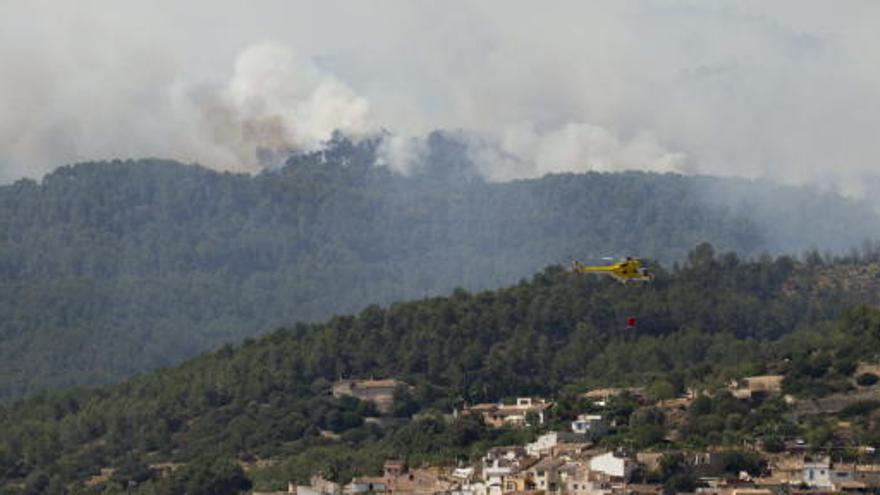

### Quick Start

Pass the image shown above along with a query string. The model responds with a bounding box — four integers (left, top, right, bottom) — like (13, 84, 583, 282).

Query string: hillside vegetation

(3, 246, 880, 493)
(1, 134, 878, 398)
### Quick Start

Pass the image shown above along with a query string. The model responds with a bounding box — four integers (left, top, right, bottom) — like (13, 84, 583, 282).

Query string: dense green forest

(3, 245, 880, 493)
(1, 133, 878, 398)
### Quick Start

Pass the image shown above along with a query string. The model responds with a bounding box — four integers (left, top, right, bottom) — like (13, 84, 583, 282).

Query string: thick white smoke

(1, 1, 879, 195)
(472, 123, 687, 181)
(176, 42, 374, 170)
(0, 4, 375, 177)
(376, 134, 428, 175)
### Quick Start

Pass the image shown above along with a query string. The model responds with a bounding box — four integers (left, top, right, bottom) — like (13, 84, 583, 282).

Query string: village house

(482, 447, 535, 495)
(527, 457, 566, 493)
(344, 477, 388, 494)
(841, 463, 880, 489)
(526, 431, 590, 457)
(559, 462, 611, 495)
(729, 375, 784, 400)
(690, 451, 727, 477)
(571, 414, 609, 438)
(483, 446, 527, 464)
(797, 458, 880, 491)
(289, 485, 314, 495)
(589, 451, 638, 482)
(448, 467, 489, 495)
(459, 397, 552, 427)
(493, 458, 540, 494)
(758, 453, 880, 491)
(448, 480, 486, 495)
(343, 461, 454, 495)
(566, 452, 650, 495)
(499, 469, 531, 493)
(552, 442, 594, 461)
(451, 466, 475, 484)
(332, 378, 412, 414)
(581, 462, 638, 495)
(582, 388, 647, 406)
(302, 475, 342, 495)
(762, 454, 803, 485)
(802, 456, 832, 488)
(385, 468, 453, 494)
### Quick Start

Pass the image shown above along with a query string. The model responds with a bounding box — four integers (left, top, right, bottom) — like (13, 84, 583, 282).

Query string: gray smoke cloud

(1, 1, 879, 196)
(179, 41, 374, 169)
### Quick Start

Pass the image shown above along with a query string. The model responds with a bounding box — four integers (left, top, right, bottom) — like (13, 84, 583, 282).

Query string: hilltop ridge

(4, 246, 880, 492)
(1, 136, 879, 398)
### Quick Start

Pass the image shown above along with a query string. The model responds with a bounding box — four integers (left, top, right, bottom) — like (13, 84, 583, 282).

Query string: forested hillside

(3, 247, 880, 493)
(1, 134, 878, 398)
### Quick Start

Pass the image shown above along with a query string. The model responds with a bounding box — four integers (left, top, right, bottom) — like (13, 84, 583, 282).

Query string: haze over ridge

(1, 1, 878, 198)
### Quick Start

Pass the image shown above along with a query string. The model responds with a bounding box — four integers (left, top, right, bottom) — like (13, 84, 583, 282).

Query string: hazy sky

(1, 1, 878, 194)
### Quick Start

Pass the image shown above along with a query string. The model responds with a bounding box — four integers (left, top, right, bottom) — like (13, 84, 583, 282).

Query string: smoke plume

(1, 1, 879, 197)
(179, 42, 374, 170)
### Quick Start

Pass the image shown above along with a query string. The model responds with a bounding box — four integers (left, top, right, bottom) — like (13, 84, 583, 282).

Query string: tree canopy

(3, 246, 880, 492)
(2, 135, 879, 399)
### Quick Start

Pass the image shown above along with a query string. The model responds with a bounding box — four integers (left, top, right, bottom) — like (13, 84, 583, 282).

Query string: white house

(449, 481, 487, 495)
(589, 452, 637, 481)
(527, 432, 561, 457)
(560, 463, 612, 495)
(803, 457, 832, 488)
(571, 414, 608, 437)
(462, 398, 552, 428)
(452, 467, 475, 482)
(526, 431, 590, 457)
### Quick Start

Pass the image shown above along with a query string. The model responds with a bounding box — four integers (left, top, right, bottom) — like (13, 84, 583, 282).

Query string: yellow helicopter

(570, 257, 654, 283)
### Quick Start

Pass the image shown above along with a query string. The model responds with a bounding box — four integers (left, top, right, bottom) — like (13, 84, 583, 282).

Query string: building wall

(803, 463, 832, 488)
(527, 432, 559, 456)
(591, 453, 625, 479)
